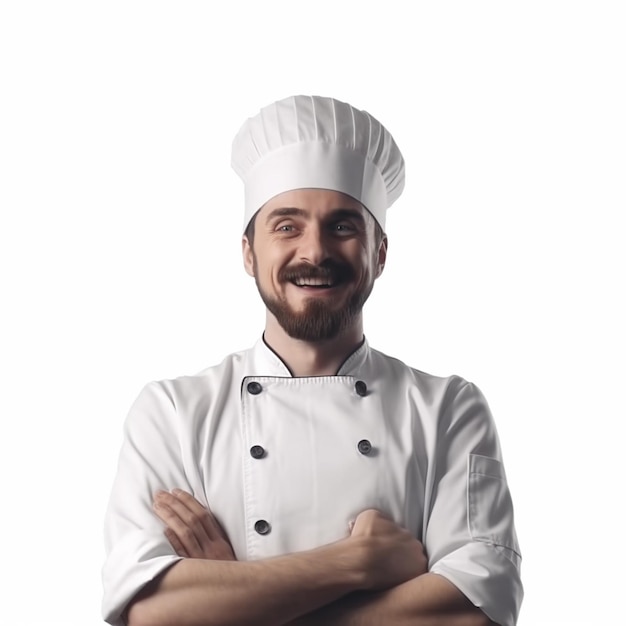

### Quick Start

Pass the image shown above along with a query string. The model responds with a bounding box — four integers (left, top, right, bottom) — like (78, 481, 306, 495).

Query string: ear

(242, 235, 255, 277)
(375, 235, 388, 279)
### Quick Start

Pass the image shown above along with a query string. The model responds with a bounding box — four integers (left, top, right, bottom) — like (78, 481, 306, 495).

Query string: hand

(349, 509, 428, 590)
(153, 489, 236, 561)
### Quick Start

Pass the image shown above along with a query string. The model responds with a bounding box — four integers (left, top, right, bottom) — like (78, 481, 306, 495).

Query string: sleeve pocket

(467, 453, 521, 557)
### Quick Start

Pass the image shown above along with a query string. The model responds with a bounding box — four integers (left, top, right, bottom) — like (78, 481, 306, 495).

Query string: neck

(263, 314, 364, 377)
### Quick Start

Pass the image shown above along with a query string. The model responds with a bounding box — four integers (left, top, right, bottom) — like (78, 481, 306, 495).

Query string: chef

(102, 95, 523, 626)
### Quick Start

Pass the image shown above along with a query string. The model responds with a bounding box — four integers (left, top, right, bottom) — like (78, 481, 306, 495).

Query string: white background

(1, 2, 624, 625)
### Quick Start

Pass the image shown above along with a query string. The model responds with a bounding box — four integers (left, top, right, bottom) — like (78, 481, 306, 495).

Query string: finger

(171, 489, 228, 542)
(164, 527, 189, 558)
(153, 498, 203, 556)
(167, 490, 218, 547)
(351, 509, 379, 533)
(156, 490, 222, 555)
(155, 490, 203, 529)
(170, 489, 211, 522)
(351, 508, 395, 536)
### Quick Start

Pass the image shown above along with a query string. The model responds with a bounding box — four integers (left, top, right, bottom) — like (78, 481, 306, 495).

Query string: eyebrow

(265, 207, 366, 224)
(330, 208, 367, 224)
(265, 207, 308, 221)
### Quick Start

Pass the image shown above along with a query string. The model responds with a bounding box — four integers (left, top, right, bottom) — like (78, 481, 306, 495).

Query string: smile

(292, 277, 339, 288)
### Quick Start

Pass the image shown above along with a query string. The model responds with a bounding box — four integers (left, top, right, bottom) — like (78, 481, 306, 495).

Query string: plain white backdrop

(1, 2, 624, 624)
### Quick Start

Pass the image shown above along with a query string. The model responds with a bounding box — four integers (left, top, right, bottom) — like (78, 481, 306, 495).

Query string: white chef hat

(231, 95, 405, 231)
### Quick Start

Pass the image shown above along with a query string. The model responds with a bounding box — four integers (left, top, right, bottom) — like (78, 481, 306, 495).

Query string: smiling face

(242, 189, 387, 342)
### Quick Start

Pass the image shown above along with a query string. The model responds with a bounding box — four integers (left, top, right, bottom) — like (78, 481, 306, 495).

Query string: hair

(244, 214, 257, 245)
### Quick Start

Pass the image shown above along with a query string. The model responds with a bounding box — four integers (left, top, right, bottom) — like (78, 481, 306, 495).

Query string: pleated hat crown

(231, 95, 405, 231)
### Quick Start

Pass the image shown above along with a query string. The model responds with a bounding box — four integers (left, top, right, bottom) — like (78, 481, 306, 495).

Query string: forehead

(256, 188, 372, 224)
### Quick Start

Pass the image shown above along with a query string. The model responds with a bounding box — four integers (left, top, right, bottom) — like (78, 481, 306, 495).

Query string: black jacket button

(250, 445, 265, 459)
(247, 381, 262, 395)
(355, 380, 367, 396)
(357, 439, 372, 455)
(254, 519, 271, 535)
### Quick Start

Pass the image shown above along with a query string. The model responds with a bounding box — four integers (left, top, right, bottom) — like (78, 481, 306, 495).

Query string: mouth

(280, 262, 355, 294)
(291, 277, 339, 289)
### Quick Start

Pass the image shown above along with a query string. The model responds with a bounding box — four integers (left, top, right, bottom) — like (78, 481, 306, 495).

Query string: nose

(297, 224, 332, 265)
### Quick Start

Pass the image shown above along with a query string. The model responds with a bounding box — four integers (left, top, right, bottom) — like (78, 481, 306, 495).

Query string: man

(102, 95, 523, 626)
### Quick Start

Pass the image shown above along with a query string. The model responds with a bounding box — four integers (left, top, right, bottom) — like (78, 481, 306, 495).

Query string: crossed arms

(126, 490, 496, 626)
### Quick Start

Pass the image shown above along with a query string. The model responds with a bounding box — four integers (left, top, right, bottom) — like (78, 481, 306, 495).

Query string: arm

(127, 541, 361, 626)
(418, 379, 523, 626)
(289, 380, 519, 626)
(288, 575, 497, 626)
(147, 491, 492, 626)
(128, 496, 428, 626)
(103, 383, 426, 626)
(102, 383, 191, 626)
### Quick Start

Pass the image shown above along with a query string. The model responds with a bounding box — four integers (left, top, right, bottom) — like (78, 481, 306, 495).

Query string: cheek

(355, 248, 376, 275)
(254, 256, 282, 287)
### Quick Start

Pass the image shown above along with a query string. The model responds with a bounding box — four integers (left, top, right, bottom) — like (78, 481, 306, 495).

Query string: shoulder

(369, 348, 500, 455)
(367, 345, 473, 399)
(127, 346, 251, 422)
(148, 346, 248, 396)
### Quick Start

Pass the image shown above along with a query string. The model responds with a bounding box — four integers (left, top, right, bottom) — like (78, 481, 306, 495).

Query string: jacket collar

(247, 335, 370, 378)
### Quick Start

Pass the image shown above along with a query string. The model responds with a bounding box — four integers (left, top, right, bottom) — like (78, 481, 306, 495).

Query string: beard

(253, 257, 375, 342)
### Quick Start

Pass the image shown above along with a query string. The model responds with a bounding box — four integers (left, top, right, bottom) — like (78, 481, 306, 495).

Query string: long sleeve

(425, 379, 523, 626)
(101, 382, 187, 626)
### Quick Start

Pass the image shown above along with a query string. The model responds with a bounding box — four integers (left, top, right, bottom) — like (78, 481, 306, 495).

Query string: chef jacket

(102, 338, 523, 626)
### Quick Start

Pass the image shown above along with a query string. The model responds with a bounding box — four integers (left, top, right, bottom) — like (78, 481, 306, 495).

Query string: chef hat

(231, 95, 405, 231)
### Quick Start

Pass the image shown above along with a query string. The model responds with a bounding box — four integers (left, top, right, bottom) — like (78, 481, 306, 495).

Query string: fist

(350, 509, 428, 590)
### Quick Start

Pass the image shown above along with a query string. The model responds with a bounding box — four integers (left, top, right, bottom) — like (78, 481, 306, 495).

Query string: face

(242, 189, 387, 342)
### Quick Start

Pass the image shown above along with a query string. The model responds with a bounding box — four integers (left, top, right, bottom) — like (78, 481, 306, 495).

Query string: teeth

(294, 277, 334, 287)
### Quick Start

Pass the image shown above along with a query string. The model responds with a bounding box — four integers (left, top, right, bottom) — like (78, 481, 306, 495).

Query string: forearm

(289, 573, 496, 626)
(127, 540, 364, 626)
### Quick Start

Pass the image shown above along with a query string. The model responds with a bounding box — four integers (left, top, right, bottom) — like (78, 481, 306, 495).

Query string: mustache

(279, 261, 355, 283)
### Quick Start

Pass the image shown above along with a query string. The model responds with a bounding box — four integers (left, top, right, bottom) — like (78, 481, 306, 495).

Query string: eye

(332, 222, 356, 234)
(273, 222, 299, 236)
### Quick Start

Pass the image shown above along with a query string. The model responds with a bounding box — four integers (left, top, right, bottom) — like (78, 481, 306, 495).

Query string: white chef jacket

(102, 338, 523, 626)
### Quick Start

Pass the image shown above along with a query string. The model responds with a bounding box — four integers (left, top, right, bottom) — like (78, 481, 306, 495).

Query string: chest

(188, 375, 428, 560)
